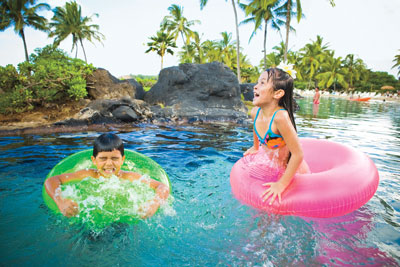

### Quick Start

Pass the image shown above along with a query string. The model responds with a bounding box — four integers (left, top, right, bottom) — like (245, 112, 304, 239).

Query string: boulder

(55, 98, 153, 126)
(86, 68, 138, 100)
(241, 83, 255, 101)
(126, 78, 145, 100)
(144, 62, 247, 122)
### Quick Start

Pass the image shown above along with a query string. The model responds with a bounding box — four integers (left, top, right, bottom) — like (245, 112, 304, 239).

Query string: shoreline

(1, 93, 399, 136)
(297, 89, 400, 103)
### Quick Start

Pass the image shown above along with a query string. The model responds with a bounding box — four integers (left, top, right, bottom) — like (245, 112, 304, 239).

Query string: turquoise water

(1, 97, 399, 266)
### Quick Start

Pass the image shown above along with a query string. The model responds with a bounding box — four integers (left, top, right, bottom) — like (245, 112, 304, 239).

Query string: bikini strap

(267, 109, 286, 135)
(253, 108, 264, 143)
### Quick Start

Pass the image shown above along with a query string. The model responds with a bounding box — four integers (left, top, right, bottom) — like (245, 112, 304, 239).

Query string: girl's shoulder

(250, 106, 259, 119)
(274, 109, 290, 124)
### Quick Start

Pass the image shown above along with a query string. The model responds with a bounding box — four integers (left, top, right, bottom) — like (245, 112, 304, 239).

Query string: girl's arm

(261, 111, 304, 204)
(45, 169, 94, 217)
(244, 107, 260, 155)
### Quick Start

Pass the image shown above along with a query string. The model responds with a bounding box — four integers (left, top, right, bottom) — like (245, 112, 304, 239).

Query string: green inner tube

(42, 149, 171, 217)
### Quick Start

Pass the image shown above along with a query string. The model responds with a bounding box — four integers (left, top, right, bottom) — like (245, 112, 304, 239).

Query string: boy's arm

(45, 169, 94, 217)
(122, 172, 170, 200)
(123, 172, 170, 219)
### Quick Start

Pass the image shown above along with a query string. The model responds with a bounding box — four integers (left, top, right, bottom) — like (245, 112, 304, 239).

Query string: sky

(1, 0, 399, 78)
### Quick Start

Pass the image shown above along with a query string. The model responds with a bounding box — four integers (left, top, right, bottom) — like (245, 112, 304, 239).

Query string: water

(1, 97, 399, 266)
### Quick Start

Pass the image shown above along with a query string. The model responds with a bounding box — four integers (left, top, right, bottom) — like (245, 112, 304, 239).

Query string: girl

(244, 68, 310, 205)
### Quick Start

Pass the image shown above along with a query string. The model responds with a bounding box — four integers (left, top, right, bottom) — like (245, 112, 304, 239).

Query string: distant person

(313, 87, 320, 104)
(45, 133, 170, 217)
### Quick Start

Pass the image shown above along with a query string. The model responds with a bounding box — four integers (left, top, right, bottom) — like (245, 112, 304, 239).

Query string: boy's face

(91, 149, 125, 178)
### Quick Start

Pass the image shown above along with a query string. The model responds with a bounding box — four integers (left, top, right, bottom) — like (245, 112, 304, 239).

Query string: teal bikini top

(254, 108, 286, 149)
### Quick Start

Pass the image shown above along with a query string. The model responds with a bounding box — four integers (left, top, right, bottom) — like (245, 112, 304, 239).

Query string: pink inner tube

(230, 138, 379, 218)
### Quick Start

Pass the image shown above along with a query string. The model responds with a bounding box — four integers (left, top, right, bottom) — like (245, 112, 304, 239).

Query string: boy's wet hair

(93, 133, 124, 157)
(264, 68, 297, 131)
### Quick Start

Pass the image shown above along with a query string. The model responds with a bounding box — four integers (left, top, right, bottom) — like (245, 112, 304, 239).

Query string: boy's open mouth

(104, 168, 116, 174)
(254, 92, 260, 98)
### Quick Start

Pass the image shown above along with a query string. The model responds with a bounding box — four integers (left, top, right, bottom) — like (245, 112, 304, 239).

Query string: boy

(45, 133, 170, 218)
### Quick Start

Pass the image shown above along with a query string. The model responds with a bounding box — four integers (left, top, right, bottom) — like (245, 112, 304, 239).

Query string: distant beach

(297, 89, 400, 102)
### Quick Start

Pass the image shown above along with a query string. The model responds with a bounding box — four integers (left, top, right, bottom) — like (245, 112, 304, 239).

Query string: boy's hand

(138, 202, 159, 219)
(57, 198, 79, 217)
(156, 184, 169, 200)
(244, 146, 258, 156)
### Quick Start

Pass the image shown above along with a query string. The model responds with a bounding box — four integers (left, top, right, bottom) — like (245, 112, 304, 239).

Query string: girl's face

(253, 71, 275, 107)
(91, 149, 125, 178)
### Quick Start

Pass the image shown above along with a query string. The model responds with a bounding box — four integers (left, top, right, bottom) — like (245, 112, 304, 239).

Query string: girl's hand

(261, 181, 287, 205)
(57, 198, 79, 217)
(244, 146, 258, 156)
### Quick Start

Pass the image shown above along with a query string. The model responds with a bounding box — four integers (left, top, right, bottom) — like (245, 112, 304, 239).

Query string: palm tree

(316, 52, 348, 90)
(161, 4, 200, 57)
(299, 35, 330, 88)
(200, 0, 242, 83)
(392, 50, 400, 78)
(49, 1, 104, 62)
(277, 0, 302, 62)
(216, 31, 237, 68)
(343, 54, 367, 89)
(260, 52, 281, 68)
(0, 0, 50, 62)
(240, 0, 285, 69)
(145, 31, 177, 70)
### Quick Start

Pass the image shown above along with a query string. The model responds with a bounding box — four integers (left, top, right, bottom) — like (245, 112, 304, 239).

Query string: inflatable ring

(230, 138, 379, 218)
(42, 149, 171, 214)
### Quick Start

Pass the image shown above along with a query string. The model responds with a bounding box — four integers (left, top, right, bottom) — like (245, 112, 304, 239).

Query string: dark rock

(241, 83, 255, 101)
(86, 68, 137, 100)
(126, 78, 145, 100)
(56, 98, 153, 126)
(112, 106, 139, 122)
(144, 62, 247, 122)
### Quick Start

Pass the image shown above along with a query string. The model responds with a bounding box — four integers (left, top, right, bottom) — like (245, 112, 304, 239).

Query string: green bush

(135, 77, 157, 89)
(0, 45, 95, 114)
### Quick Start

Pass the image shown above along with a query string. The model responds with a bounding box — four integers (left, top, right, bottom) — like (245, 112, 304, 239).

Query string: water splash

(61, 175, 173, 231)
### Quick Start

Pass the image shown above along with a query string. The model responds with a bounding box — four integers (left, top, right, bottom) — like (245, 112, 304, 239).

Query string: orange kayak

(350, 97, 371, 102)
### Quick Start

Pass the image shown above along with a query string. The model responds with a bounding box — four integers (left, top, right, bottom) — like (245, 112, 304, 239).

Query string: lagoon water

(1, 97, 399, 266)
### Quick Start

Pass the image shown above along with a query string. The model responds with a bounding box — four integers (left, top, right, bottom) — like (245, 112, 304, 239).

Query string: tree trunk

(80, 38, 88, 63)
(284, 0, 292, 62)
(181, 31, 190, 57)
(263, 20, 268, 70)
(20, 29, 29, 62)
(161, 55, 164, 70)
(231, 0, 241, 83)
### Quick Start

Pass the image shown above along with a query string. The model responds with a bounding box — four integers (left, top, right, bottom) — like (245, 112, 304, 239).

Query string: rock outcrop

(86, 68, 139, 100)
(144, 62, 247, 122)
(55, 98, 153, 126)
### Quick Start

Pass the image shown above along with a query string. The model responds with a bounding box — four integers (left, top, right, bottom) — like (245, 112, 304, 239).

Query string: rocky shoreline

(0, 62, 252, 136)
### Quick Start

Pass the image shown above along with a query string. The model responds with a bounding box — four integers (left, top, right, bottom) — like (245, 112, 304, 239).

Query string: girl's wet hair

(264, 68, 297, 131)
(93, 133, 124, 157)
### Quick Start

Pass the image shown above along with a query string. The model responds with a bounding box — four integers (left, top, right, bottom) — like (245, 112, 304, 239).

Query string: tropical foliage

(145, 31, 177, 70)
(161, 4, 200, 57)
(239, 0, 286, 69)
(200, 0, 242, 83)
(0, 0, 50, 62)
(392, 50, 400, 78)
(0, 45, 95, 114)
(48, 1, 104, 62)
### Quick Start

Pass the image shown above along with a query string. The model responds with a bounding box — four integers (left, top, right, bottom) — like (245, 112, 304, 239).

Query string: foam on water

(60, 174, 173, 231)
